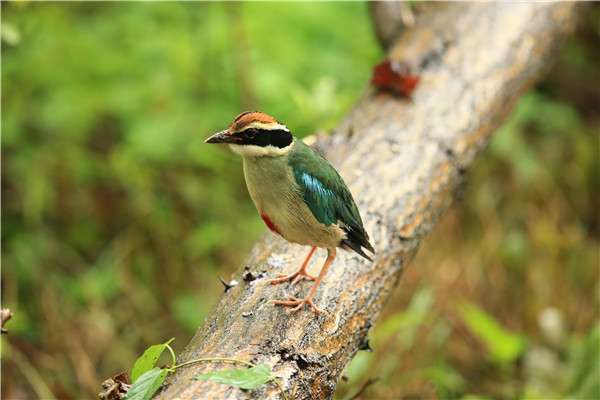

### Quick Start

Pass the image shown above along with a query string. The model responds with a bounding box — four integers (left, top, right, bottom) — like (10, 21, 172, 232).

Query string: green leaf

(456, 300, 527, 363)
(131, 338, 174, 383)
(192, 363, 272, 390)
(124, 368, 168, 400)
(565, 324, 600, 399)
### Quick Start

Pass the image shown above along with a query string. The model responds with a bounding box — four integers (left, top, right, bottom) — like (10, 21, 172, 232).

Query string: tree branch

(155, 3, 584, 399)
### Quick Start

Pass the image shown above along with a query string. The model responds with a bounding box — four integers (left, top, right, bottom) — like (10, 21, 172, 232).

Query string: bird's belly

(262, 200, 343, 249)
(243, 156, 344, 249)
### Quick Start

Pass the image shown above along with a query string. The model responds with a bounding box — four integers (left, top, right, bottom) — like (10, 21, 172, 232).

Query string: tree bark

(156, 3, 584, 399)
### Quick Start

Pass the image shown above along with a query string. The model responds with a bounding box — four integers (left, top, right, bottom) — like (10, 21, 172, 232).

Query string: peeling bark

(155, 3, 584, 399)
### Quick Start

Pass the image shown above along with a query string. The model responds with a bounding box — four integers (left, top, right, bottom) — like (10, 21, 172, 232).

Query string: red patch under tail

(261, 214, 282, 236)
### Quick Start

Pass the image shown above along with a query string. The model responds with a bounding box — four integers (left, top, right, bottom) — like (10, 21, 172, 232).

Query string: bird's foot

(266, 269, 318, 286)
(268, 295, 329, 317)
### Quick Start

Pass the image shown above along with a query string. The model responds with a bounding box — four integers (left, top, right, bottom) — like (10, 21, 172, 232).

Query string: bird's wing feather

(289, 140, 374, 257)
(289, 141, 359, 227)
(294, 169, 358, 227)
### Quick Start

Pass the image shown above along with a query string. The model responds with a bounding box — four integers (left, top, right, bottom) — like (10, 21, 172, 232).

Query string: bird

(205, 111, 374, 314)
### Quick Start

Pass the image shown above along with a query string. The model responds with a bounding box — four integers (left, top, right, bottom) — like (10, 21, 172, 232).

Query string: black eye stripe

(234, 128, 293, 149)
(267, 129, 293, 148)
(243, 128, 257, 139)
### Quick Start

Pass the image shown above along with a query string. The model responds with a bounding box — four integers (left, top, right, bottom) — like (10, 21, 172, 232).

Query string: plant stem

(172, 357, 289, 400)
(166, 344, 177, 368)
(172, 357, 255, 370)
(270, 375, 288, 400)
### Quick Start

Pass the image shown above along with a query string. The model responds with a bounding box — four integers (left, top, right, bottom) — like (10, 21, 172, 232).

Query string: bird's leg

(266, 246, 318, 285)
(269, 248, 336, 315)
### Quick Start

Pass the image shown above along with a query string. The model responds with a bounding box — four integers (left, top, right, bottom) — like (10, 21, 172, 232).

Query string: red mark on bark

(261, 214, 282, 236)
(371, 59, 420, 96)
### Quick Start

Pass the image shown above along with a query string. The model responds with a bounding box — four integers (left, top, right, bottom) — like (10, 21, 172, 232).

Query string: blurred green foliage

(1, 2, 380, 399)
(2, 2, 599, 400)
(457, 300, 527, 365)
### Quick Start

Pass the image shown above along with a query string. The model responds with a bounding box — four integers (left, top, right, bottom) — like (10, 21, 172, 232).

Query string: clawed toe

(268, 295, 329, 316)
(265, 272, 299, 285)
(267, 270, 318, 286)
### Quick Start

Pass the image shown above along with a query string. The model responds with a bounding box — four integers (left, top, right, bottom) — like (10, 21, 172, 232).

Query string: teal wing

(290, 140, 374, 259)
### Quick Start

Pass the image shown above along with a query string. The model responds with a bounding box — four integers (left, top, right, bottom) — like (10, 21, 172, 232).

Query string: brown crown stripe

(228, 111, 281, 133)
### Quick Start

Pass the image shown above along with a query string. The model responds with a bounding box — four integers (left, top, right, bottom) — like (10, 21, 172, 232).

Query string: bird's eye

(243, 128, 257, 139)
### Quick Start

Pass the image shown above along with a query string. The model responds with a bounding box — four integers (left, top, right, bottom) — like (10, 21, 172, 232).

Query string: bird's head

(205, 111, 293, 157)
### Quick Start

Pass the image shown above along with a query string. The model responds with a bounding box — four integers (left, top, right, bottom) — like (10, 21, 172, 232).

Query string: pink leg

(266, 246, 318, 285)
(269, 248, 336, 316)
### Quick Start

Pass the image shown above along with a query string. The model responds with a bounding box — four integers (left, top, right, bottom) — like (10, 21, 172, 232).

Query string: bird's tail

(341, 227, 375, 261)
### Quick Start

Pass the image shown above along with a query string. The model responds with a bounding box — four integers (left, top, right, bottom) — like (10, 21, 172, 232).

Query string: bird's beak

(205, 129, 235, 144)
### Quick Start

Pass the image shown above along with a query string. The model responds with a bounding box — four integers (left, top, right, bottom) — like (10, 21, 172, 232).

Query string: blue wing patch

(300, 172, 335, 198)
(294, 170, 344, 227)
(290, 139, 363, 229)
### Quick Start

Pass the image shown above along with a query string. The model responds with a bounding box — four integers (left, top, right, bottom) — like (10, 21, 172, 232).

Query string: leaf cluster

(124, 339, 286, 400)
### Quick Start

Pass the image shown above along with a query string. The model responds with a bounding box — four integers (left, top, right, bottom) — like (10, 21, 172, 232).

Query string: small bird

(205, 111, 374, 314)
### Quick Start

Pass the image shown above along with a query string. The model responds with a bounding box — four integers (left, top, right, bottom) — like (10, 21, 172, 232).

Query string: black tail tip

(341, 239, 375, 262)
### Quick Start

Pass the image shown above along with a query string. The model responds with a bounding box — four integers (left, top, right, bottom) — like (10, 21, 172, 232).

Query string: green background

(2, 2, 598, 399)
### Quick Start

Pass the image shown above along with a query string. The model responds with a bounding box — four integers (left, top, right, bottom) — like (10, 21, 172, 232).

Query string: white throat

(229, 141, 294, 158)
